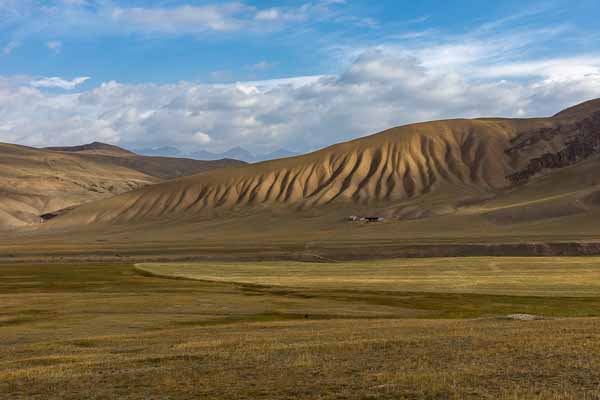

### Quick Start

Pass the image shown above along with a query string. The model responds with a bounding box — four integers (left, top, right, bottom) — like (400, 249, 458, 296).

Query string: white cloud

(251, 0, 352, 25)
(3, 49, 600, 154)
(30, 76, 90, 90)
(249, 61, 278, 71)
(239, 75, 324, 88)
(254, 9, 280, 21)
(46, 40, 62, 52)
(2, 3, 600, 154)
(193, 132, 212, 144)
(473, 56, 600, 80)
(1, 0, 362, 40)
(110, 3, 251, 33)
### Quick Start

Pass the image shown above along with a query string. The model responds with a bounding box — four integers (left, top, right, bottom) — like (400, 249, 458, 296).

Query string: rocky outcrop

(507, 111, 600, 184)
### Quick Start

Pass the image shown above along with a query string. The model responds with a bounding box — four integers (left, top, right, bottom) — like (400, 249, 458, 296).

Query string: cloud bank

(1, 2, 599, 155)
(30, 76, 90, 90)
(2, 49, 600, 154)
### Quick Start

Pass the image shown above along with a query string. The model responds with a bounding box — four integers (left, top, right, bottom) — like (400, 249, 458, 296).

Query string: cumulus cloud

(110, 3, 252, 33)
(2, 49, 600, 154)
(30, 76, 90, 90)
(0, 1, 598, 156)
(254, 8, 280, 22)
(106, 0, 360, 34)
(0, 0, 362, 44)
(193, 132, 212, 144)
(252, 0, 359, 25)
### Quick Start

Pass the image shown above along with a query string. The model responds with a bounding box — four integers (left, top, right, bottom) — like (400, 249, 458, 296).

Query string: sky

(1, 0, 600, 155)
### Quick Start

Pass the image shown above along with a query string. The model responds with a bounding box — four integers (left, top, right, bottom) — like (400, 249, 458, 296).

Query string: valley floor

(2, 259, 600, 399)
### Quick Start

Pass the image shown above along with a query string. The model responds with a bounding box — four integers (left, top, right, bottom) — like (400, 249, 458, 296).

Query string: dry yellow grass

(137, 257, 600, 297)
(2, 261, 600, 399)
(4, 317, 600, 399)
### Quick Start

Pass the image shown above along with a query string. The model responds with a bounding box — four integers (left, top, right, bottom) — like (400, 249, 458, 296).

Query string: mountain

(0, 143, 245, 228)
(141, 146, 300, 163)
(48, 99, 600, 233)
(222, 147, 256, 162)
(41, 118, 517, 226)
(44, 141, 136, 157)
(188, 149, 221, 160)
(260, 148, 299, 161)
(133, 146, 183, 158)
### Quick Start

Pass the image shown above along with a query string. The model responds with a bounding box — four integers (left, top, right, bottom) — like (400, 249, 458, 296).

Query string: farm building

(347, 216, 385, 222)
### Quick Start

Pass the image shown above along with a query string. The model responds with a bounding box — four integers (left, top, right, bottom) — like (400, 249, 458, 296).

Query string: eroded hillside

(46, 119, 528, 226)
(34, 99, 600, 231)
(0, 143, 245, 228)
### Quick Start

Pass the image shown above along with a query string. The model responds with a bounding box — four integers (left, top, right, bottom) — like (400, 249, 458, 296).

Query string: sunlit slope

(51, 118, 535, 226)
(0, 143, 245, 228)
(0, 143, 157, 228)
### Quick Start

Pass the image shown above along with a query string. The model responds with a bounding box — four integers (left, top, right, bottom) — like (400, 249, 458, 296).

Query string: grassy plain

(2, 259, 600, 399)
(138, 257, 600, 297)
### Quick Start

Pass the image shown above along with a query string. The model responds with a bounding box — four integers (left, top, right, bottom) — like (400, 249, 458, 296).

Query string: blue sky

(1, 0, 600, 155)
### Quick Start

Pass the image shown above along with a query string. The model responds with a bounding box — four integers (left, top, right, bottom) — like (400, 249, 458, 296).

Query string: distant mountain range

(134, 146, 299, 163)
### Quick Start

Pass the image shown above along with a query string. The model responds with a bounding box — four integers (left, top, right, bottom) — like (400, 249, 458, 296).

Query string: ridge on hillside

(44, 141, 136, 157)
(553, 98, 600, 119)
(44, 141, 247, 179)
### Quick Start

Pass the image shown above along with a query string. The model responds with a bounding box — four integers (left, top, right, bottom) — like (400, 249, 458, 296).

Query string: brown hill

(47, 116, 557, 226)
(44, 142, 246, 180)
(0, 143, 245, 228)
(7, 98, 600, 260)
(44, 141, 137, 157)
(50, 121, 495, 223)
